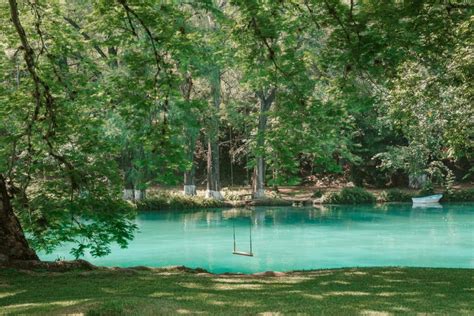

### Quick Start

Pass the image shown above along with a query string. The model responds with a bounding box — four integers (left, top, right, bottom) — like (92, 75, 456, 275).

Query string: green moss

(0, 267, 472, 315)
(322, 187, 376, 204)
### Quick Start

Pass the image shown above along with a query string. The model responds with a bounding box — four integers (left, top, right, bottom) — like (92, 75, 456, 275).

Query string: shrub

(441, 188, 474, 202)
(221, 188, 252, 201)
(418, 183, 435, 196)
(311, 189, 324, 198)
(379, 189, 412, 202)
(136, 193, 226, 211)
(322, 187, 376, 204)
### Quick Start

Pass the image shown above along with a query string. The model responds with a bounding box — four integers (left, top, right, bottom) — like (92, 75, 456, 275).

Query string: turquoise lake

(40, 204, 474, 273)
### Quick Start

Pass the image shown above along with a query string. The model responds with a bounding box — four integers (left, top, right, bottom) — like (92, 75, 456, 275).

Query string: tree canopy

(0, 0, 472, 261)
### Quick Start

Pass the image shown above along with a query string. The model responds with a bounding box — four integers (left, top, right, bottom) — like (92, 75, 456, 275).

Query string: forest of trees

(0, 0, 472, 262)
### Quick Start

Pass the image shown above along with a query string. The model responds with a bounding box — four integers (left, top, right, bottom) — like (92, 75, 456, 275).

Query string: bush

(379, 189, 412, 202)
(322, 187, 376, 204)
(441, 188, 474, 202)
(311, 189, 324, 198)
(418, 183, 435, 196)
(136, 193, 226, 211)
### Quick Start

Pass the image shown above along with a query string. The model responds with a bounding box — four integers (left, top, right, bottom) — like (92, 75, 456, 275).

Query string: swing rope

(232, 218, 253, 257)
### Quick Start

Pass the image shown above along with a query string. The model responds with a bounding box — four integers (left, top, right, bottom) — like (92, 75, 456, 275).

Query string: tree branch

(117, 0, 162, 85)
(63, 16, 108, 59)
(9, 0, 78, 189)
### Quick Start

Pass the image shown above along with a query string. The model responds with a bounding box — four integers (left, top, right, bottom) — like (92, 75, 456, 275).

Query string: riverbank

(0, 266, 472, 315)
(135, 186, 474, 211)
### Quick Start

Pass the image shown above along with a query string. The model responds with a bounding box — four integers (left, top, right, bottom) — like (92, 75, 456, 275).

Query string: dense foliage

(379, 189, 412, 203)
(0, 0, 472, 259)
(441, 188, 474, 202)
(322, 187, 376, 204)
(136, 193, 226, 211)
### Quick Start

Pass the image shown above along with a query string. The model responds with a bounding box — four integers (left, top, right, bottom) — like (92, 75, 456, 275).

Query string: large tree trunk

(0, 175, 38, 263)
(206, 69, 223, 200)
(252, 88, 276, 199)
(253, 156, 266, 199)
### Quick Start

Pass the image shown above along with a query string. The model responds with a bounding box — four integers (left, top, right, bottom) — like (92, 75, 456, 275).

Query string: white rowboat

(412, 194, 443, 204)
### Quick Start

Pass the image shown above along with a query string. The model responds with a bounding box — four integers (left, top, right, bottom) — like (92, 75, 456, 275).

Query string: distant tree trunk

(133, 146, 147, 201)
(409, 174, 428, 189)
(123, 181, 135, 200)
(206, 69, 223, 200)
(0, 174, 38, 263)
(121, 147, 146, 201)
(181, 73, 197, 196)
(252, 88, 276, 199)
(184, 138, 197, 196)
(207, 138, 222, 199)
(184, 170, 196, 196)
(253, 155, 266, 199)
(122, 147, 135, 200)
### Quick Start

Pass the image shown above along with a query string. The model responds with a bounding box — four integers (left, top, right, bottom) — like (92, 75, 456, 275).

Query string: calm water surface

(40, 204, 474, 273)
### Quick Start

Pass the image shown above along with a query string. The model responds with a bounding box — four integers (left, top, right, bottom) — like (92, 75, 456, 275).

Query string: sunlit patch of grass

(3, 300, 89, 313)
(325, 291, 371, 296)
(213, 283, 264, 290)
(148, 291, 173, 298)
(343, 271, 368, 276)
(258, 312, 283, 316)
(391, 306, 411, 312)
(208, 300, 227, 306)
(0, 267, 472, 315)
(383, 278, 405, 283)
(211, 277, 245, 283)
(360, 310, 392, 316)
(371, 285, 392, 289)
(212, 276, 310, 285)
(380, 270, 405, 275)
(376, 292, 396, 297)
(320, 280, 351, 285)
(175, 308, 205, 314)
(178, 282, 206, 290)
(0, 291, 24, 299)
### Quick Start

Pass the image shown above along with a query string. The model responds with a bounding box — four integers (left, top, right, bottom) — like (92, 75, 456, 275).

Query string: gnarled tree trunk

(0, 175, 38, 263)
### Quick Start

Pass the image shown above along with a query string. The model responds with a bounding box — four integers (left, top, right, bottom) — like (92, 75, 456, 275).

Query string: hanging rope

(232, 218, 253, 257)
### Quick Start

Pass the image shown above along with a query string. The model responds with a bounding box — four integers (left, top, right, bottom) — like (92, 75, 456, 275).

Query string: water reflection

(41, 203, 474, 272)
(141, 203, 474, 227)
(412, 202, 443, 209)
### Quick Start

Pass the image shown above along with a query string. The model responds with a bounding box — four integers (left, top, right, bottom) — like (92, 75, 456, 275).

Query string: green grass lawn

(0, 267, 473, 315)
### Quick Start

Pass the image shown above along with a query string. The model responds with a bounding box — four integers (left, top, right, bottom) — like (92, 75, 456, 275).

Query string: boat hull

(412, 194, 443, 204)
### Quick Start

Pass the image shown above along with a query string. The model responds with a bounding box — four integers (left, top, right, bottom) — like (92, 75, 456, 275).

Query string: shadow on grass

(0, 267, 473, 315)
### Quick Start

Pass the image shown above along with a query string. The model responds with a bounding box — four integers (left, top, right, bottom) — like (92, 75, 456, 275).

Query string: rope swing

(232, 219, 253, 257)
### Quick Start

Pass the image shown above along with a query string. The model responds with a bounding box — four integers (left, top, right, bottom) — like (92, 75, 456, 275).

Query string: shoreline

(3, 259, 473, 275)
